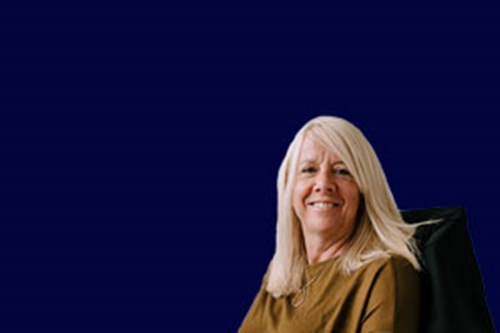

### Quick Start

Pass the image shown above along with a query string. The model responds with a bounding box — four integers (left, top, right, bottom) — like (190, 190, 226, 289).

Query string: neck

(303, 233, 350, 265)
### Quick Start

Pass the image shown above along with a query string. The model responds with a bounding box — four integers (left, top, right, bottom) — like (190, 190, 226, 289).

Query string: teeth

(311, 202, 338, 208)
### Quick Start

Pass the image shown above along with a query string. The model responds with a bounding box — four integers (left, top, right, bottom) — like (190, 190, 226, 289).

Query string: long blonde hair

(266, 116, 436, 298)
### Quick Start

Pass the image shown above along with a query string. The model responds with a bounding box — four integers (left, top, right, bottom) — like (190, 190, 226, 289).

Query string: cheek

(292, 182, 308, 214)
(342, 186, 361, 212)
(291, 190, 302, 213)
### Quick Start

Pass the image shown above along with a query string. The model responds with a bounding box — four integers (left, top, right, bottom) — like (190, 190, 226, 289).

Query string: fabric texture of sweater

(239, 255, 420, 333)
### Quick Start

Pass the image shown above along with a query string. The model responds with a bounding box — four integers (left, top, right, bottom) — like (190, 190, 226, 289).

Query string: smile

(309, 202, 342, 208)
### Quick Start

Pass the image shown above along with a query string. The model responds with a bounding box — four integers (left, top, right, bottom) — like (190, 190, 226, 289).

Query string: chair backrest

(401, 206, 495, 333)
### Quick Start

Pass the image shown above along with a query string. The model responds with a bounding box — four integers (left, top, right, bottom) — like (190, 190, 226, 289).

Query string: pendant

(291, 288, 307, 307)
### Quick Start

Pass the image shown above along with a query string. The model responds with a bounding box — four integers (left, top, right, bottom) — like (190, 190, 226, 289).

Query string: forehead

(298, 135, 342, 163)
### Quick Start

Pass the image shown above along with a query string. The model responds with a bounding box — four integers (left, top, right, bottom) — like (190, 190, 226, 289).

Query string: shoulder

(362, 254, 418, 275)
(357, 254, 421, 308)
(359, 255, 422, 332)
(356, 254, 420, 289)
(361, 254, 421, 297)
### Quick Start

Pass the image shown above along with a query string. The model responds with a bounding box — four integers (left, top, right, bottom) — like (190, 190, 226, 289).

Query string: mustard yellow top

(238, 255, 420, 333)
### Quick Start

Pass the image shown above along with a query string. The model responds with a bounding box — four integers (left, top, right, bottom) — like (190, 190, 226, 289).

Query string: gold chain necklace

(291, 262, 331, 307)
(290, 244, 346, 308)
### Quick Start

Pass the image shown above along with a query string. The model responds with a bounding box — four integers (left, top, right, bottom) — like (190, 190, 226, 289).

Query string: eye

(301, 166, 316, 173)
(334, 168, 351, 176)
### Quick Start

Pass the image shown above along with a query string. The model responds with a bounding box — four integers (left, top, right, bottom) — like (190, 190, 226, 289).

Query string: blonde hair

(266, 115, 437, 298)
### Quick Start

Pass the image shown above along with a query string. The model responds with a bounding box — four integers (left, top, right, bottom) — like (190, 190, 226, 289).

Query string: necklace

(290, 243, 347, 308)
(290, 262, 331, 307)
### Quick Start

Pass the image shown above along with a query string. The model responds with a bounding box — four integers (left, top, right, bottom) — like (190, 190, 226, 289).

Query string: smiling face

(292, 134, 361, 241)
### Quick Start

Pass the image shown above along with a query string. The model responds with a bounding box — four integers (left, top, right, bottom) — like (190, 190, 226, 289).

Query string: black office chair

(402, 206, 495, 333)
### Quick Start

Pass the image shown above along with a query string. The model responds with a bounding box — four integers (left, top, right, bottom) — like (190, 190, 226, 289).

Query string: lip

(307, 199, 343, 206)
(308, 203, 341, 212)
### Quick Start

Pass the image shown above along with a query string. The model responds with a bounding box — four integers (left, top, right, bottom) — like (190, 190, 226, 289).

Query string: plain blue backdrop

(1, 1, 499, 331)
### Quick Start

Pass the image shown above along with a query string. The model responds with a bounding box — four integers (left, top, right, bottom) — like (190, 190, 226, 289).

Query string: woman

(239, 116, 426, 333)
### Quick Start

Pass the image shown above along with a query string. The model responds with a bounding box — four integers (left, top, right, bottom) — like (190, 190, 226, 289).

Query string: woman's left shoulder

(357, 254, 421, 300)
(363, 254, 419, 278)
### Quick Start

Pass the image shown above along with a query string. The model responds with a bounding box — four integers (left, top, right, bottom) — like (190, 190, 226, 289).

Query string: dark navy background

(1, 1, 499, 331)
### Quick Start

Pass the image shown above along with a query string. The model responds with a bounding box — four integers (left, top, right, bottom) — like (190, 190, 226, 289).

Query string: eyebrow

(299, 159, 345, 166)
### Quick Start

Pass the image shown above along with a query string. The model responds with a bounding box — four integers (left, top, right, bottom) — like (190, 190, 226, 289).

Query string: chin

(304, 221, 337, 234)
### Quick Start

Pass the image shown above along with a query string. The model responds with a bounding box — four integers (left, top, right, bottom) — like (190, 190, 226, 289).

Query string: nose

(313, 170, 337, 194)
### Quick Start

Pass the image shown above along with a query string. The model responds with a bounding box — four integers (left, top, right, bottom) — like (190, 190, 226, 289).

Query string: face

(292, 134, 361, 240)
